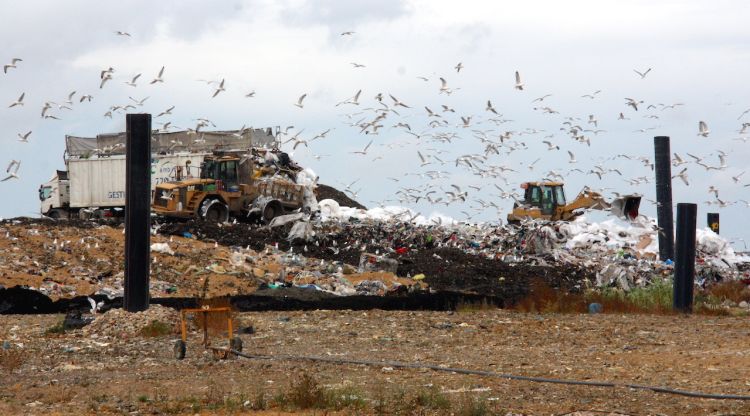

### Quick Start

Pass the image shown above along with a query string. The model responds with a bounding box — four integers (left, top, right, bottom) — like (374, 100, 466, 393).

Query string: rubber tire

(173, 340, 186, 360)
(262, 202, 281, 223)
(202, 200, 229, 223)
(48, 210, 61, 219)
(230, 337, 243, 352)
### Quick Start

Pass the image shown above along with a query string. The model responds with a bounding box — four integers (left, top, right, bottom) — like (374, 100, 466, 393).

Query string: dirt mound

(315, 184, 367, 209)
(82, 304, 179, 338)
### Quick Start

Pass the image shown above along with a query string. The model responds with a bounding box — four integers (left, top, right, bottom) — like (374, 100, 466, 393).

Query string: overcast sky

(1, 0, 749, 249)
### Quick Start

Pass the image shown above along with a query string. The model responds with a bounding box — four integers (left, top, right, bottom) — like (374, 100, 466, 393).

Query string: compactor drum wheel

(262, 202, 281, 223)
(173, 340, 186, 360)
(201, 199, 229, 223)
(230, 337, 243, 352)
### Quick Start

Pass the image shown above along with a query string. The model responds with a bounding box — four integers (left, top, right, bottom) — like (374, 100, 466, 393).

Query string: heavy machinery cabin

(151, 151, 307, 223)
(506, 181, 641, 224)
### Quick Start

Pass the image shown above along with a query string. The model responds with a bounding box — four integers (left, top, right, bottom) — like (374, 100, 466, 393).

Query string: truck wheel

(262, 201, 282, 223)
(48, 209, 67, 219)
(201, 200, 229, 223)
(173, 340, 186, 360)
(230, 336, 243, 352)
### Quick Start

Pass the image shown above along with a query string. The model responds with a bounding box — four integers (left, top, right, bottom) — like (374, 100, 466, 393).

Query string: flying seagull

(2, 160, 20, 181)
(697, 121, 710, 137)
(340, 31, 355, 36)
(633, 68, 652, 79)
(150, 66, 165, 84)
(125, 73, 141, 87)
(3, 58, 22, 74)
(294, 93, 307, 108)
(212, 79, 225, 98)
(455, 62, 464, 73)
(115, 31, 131, 37)
(17, 131, 31, 142)
(514, 71, 524, 90)
(156, 105, 175, 118)
(8, 92, 25, 108)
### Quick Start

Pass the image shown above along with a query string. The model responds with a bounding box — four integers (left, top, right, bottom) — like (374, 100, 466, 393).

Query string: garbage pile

(82, 304, 178, 338)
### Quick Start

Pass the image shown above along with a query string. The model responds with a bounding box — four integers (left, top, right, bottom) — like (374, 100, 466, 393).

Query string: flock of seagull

(2, 29, 750, 231)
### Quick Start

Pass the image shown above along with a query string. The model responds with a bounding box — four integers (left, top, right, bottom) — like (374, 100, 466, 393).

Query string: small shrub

(0, 349, 26, 373)
(249, 389, 267, 410)
(705, 280, 750, 304)
(414, 386, 451, 410)
(455, 395, 489, 416)
(139, 320, 173, 337)
(288, 373, 324, 409)
(45, 319, 66, 335)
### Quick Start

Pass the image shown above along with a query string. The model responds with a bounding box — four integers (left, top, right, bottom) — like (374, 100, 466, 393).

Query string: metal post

(673, 203, 697, 313)
(124, 113, 152, 312)
(653, 136, 674, 261)
(707, 213, 719, 234)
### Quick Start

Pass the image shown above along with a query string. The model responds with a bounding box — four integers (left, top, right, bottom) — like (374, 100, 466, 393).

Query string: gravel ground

(1, 309, 749, 415)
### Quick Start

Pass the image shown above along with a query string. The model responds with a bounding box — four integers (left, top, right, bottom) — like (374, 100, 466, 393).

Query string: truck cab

(521, 182, 566, 216)
(39, 172, 71, 219)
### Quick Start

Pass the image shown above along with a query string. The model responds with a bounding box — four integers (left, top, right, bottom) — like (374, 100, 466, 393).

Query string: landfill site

(2, 131, 750, 416)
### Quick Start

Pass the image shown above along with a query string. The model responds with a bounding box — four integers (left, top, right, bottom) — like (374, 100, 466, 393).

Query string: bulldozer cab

(523, 182, 566, 215)
(200, 157, 240, 189)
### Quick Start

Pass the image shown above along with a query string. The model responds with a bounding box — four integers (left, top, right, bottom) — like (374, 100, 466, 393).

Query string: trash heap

(82, 304, 178, 339)
(315, 201, 750, 293)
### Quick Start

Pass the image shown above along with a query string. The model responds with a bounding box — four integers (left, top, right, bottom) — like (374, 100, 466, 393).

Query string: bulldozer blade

(609, 195, 641, 220)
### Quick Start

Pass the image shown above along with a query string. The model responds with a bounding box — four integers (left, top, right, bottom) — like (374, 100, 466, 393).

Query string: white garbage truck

(39, 128, 278, 219)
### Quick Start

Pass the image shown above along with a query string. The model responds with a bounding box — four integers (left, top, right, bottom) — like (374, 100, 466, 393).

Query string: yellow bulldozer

(506, 181, 641, 224)
(151, 151, 308, 223)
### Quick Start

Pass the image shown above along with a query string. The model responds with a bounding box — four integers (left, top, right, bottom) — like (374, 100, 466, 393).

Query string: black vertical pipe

(653, 136, 674, 261)
(707, 213, 720, 234)
(673, 203, 697, 313)
(124, 114, 152, 312)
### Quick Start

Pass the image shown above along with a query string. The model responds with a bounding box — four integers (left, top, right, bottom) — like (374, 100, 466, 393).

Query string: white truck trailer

(39, 128, 278, 219)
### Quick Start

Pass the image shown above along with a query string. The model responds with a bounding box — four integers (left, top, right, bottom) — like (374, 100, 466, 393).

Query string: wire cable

(222, 349, 750, 401)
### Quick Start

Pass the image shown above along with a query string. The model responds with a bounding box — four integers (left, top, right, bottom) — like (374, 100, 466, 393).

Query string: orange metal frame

(179, 306, 234, 348)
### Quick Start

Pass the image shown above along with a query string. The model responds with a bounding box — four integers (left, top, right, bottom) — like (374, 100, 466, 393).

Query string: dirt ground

(2, 309, 750, 415)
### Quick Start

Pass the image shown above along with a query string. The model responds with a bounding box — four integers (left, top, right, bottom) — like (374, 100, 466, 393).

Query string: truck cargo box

(68, 153, 210, 208)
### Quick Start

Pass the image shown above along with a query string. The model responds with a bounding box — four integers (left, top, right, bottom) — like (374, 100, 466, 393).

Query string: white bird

(17, 131, 31, 142)
(3, 58, 22, 73)
(340, 31, 355, 36)
(156, 105, 175, 118)
(245, 90, 256, 98)
(350, 62, 366, 68)
(212, 79, 225, 98)
(618, 112, 629, 120)
(542, 141, 559, 151)
(581, 90, 601, 99)
(437, 76, 450, 93)
(389, 94, 410, 108)
(455, 62, 464, 72)
(87, 296, 104, 314)
(486, 100, 498, 114)
(129, 96, 149, 106)
(2, 160, 20, 181)
(150, 66, 165, 84)
(115, 31, 131, 37)
(125, 73, 141, 87)
(514, 71, 524, 90)
(633, 68, 652, 79)
(732, 171, 746, 183)
(625, 98, 643, 111)
(531, 94, 552, 103)
(8, 92, 25, 108)
(673, 167, 689, 186)
(567, 150, 577, 163)
(351, 140, 373, 155)
(79, 94, 93, 102)
(294, 93, 307, 108)
(697, 121, 710, 137)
